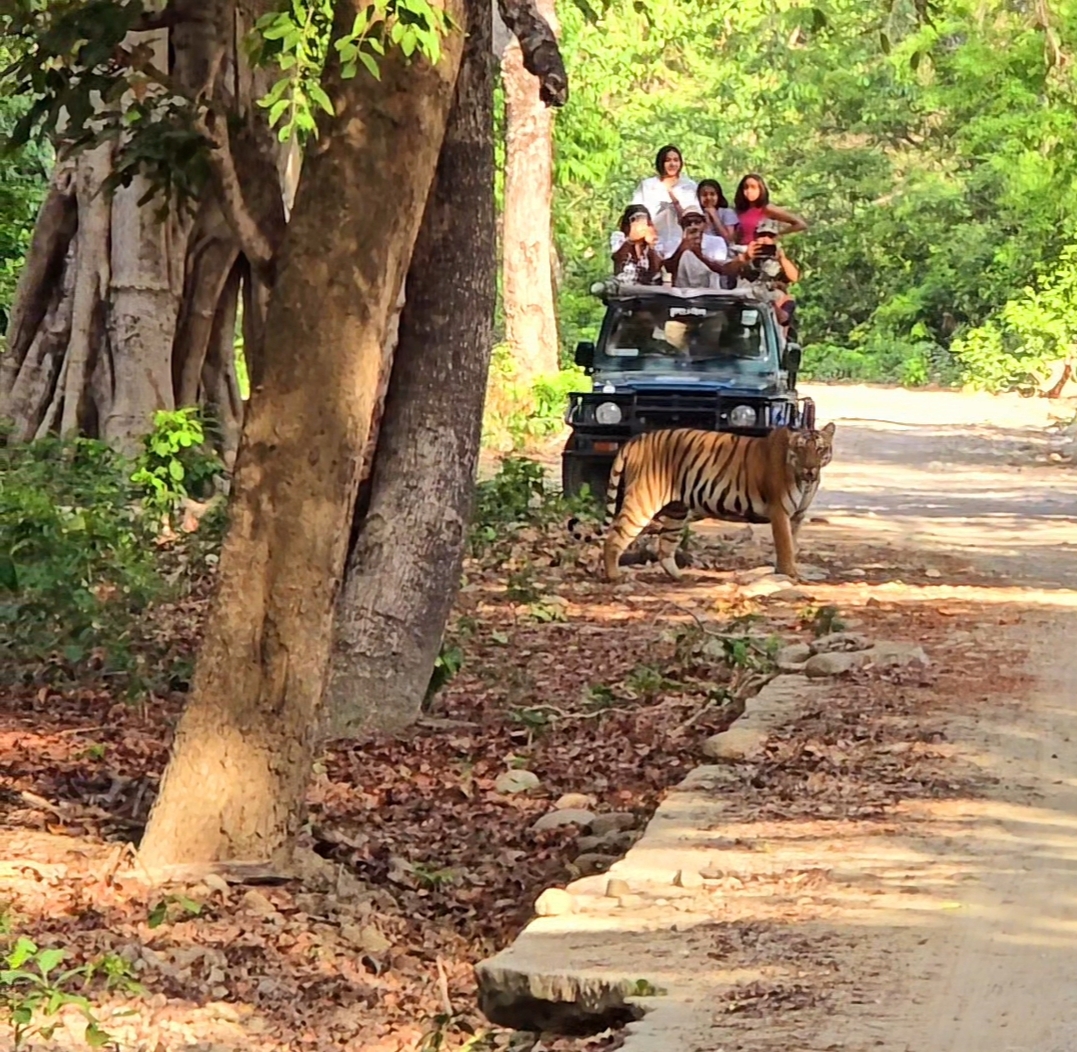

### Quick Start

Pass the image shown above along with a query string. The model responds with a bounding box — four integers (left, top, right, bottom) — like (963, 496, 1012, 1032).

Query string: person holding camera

(662, 208, 747, 289)
(741, 218, 800, 336)
(610, 204, 665, 285)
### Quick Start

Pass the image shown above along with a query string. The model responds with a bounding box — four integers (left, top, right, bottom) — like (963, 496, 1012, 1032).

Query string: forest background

(3, 0, 1077, 403)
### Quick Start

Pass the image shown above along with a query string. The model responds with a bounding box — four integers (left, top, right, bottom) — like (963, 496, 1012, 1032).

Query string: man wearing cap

(661, 207, 745, 289)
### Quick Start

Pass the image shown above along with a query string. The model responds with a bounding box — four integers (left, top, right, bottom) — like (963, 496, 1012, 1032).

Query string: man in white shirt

(662, 209, 745, 289)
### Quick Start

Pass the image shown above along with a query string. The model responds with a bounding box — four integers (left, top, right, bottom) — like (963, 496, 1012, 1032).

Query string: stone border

(475, 673, 823, 1041)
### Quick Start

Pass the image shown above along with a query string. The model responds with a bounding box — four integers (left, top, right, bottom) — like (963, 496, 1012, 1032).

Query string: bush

(0, 435, 160, 684)
(131, 407, 225, 519)
(482, 344, 587, 452)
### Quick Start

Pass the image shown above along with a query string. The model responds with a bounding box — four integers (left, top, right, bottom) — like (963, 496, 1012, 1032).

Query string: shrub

(0, 435, 160, 684)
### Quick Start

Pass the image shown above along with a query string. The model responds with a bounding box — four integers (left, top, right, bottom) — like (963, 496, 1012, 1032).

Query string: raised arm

(764, 203, 808, 234)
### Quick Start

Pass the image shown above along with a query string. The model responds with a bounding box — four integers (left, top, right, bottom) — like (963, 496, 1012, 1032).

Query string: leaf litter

(0, 494, 1033, 1050)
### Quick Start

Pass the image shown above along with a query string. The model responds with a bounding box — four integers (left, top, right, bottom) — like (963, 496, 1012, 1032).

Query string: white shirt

(631, 175, 699, 247)
(674, 233, 729, 289)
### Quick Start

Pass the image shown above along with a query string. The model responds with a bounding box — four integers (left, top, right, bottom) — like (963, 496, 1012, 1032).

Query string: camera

(756, 243, 777, 259)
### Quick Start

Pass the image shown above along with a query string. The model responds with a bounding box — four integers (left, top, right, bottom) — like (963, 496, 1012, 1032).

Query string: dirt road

(718, 384, 1077, 1052)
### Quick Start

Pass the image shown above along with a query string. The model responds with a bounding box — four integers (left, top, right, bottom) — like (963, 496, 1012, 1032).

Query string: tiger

(602, 423, 836, 582)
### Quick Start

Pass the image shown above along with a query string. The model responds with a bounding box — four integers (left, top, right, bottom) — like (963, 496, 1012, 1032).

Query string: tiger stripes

(602, 423, 836, 582)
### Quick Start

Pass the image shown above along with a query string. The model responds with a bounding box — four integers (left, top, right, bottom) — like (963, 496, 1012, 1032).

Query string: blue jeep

(561, 282, 815, 499)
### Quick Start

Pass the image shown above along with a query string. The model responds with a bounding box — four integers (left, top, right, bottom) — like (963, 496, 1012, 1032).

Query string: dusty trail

(742, 384, 1077, 1052)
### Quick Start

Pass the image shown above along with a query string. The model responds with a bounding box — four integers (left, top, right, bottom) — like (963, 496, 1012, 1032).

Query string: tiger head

(786, 422, 835, 486)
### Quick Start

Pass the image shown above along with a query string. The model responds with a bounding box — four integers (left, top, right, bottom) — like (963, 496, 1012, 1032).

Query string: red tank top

(737, 206, 767, 243)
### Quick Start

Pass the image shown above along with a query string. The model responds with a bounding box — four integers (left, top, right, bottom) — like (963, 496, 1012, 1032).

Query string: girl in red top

(733, 173, 808, 244)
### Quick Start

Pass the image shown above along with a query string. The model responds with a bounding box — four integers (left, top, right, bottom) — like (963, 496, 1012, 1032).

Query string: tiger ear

(820, 422, 836, 439)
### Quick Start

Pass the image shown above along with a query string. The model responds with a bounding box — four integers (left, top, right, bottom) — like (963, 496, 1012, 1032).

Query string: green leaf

(168, 460, 185, 482)
(34, 948, 66, 976)
(85, 1022, 112, 1048)
(359, 51, 381, 80)
(0, 553, 18, 592)
(309, 82, 334, 116)
(147, 900, 168, 928)
(9, 937, 38, 969)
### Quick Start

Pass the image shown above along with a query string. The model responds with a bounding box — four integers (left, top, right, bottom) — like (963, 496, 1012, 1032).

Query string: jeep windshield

(598, 297, 776, 379)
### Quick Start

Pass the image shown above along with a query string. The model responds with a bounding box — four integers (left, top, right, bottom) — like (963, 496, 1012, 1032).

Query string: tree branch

(497, 0, 568, 107)
(198, 108, 278, 279)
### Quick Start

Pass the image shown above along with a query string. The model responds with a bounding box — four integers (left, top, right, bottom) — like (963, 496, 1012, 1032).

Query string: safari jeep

(561, 282, 816, 499)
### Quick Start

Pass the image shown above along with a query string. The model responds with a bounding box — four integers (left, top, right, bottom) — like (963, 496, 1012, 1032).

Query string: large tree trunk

(501, 0, 560, 381)
(0, 6, 285, 454)
(325, 0, 496, 739)
(138, 0, 467, 871)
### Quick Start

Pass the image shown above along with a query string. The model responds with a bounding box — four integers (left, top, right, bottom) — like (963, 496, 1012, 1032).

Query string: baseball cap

(679, 208, 706, 226)
(756, 217, 781, 236)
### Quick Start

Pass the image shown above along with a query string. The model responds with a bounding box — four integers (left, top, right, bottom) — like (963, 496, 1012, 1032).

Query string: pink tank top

(737, 206, 767, 243)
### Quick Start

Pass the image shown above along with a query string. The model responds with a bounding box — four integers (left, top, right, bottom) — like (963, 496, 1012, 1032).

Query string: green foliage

(424, 640, 464, 705)
(130, 407, 224, 517)
(552, 0, 1077, 389)
(0, 435, 160, 684)
(0, 0, 457, 209)
(482, 343, 587, 452)
(0, 935, 141, 1049)
(951, 246, 1077, 391)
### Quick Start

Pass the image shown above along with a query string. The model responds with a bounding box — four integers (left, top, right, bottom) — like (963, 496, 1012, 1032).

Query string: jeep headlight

(729, 404, 757, 428)
(595, 401, 623, 425)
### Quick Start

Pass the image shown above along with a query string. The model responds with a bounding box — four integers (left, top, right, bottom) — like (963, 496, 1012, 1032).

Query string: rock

(844, 568, 867, 577)
(776, 643, 811, 671)
(702, 726, 768, 762)
(803, 651, 869, 678)
(797, 565, 829, 581)
(553, 792, 594, 810)
(589, 812, 637, 836)
(496, 769, 540, 794)
(810, 631, 872, 654)
(769, 587, 811, 602)
(571, 853, 619, 877)
(534, 888, 575, 917)
(674, 868, 704, 889)
(531, 808, 595, 833)
(924, 567, 942, 579)
(340, 923, 391, 955)
(617, 894, 644, 909)
(239, 889, 277, 916)
(866, 641, 930, 669)
(575, 830, 639, 854)
(741, 574, 793, 598)
(605, 878, 631, 898)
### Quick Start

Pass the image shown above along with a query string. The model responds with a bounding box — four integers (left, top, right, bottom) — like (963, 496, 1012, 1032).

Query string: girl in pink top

(732, 173, 808, 244)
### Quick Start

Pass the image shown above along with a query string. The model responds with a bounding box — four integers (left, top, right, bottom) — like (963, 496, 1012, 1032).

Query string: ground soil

(2, 383, 1077, 1050)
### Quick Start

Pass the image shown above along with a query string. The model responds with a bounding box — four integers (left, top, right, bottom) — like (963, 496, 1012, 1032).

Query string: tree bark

(138, 0, 467, 871)
(0, 4, 286, 453)
(325, 0, 496, 739)
(500, 0, 560, 382)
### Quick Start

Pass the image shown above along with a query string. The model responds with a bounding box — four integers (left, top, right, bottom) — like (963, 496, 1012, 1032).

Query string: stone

(674, 868, 704, 889)
(810, 631, 872, 654)
(553, 792, 594, 810)
(866, 641, 931, 669)
(741, 574, 793, 598)
(797, 565, 829, 581)
(701, 726, 768, 761)
(239, 889, 277, 916)
(571, 853, 619, 877)
(496, 769, 540, 794)
(776, 643, 811, 671)
(340, 923, 391, 955)
(803, 651, 870, 678)
(924, 567, 942, 579)
(589, 812, 637, 836)
(575, 830, 639, 855)
(605, 878, 631, 898)
(534, 888, 575, 917)
(531, 808, 595, 833)
(617, 894, 644, 909)
(769, 587, 812, 602)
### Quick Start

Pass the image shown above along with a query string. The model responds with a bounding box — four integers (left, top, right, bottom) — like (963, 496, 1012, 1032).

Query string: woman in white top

(630, 145, 699, 251)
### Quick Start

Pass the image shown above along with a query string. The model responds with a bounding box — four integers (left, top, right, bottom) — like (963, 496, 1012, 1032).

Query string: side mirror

(574, 341, 595, 370)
